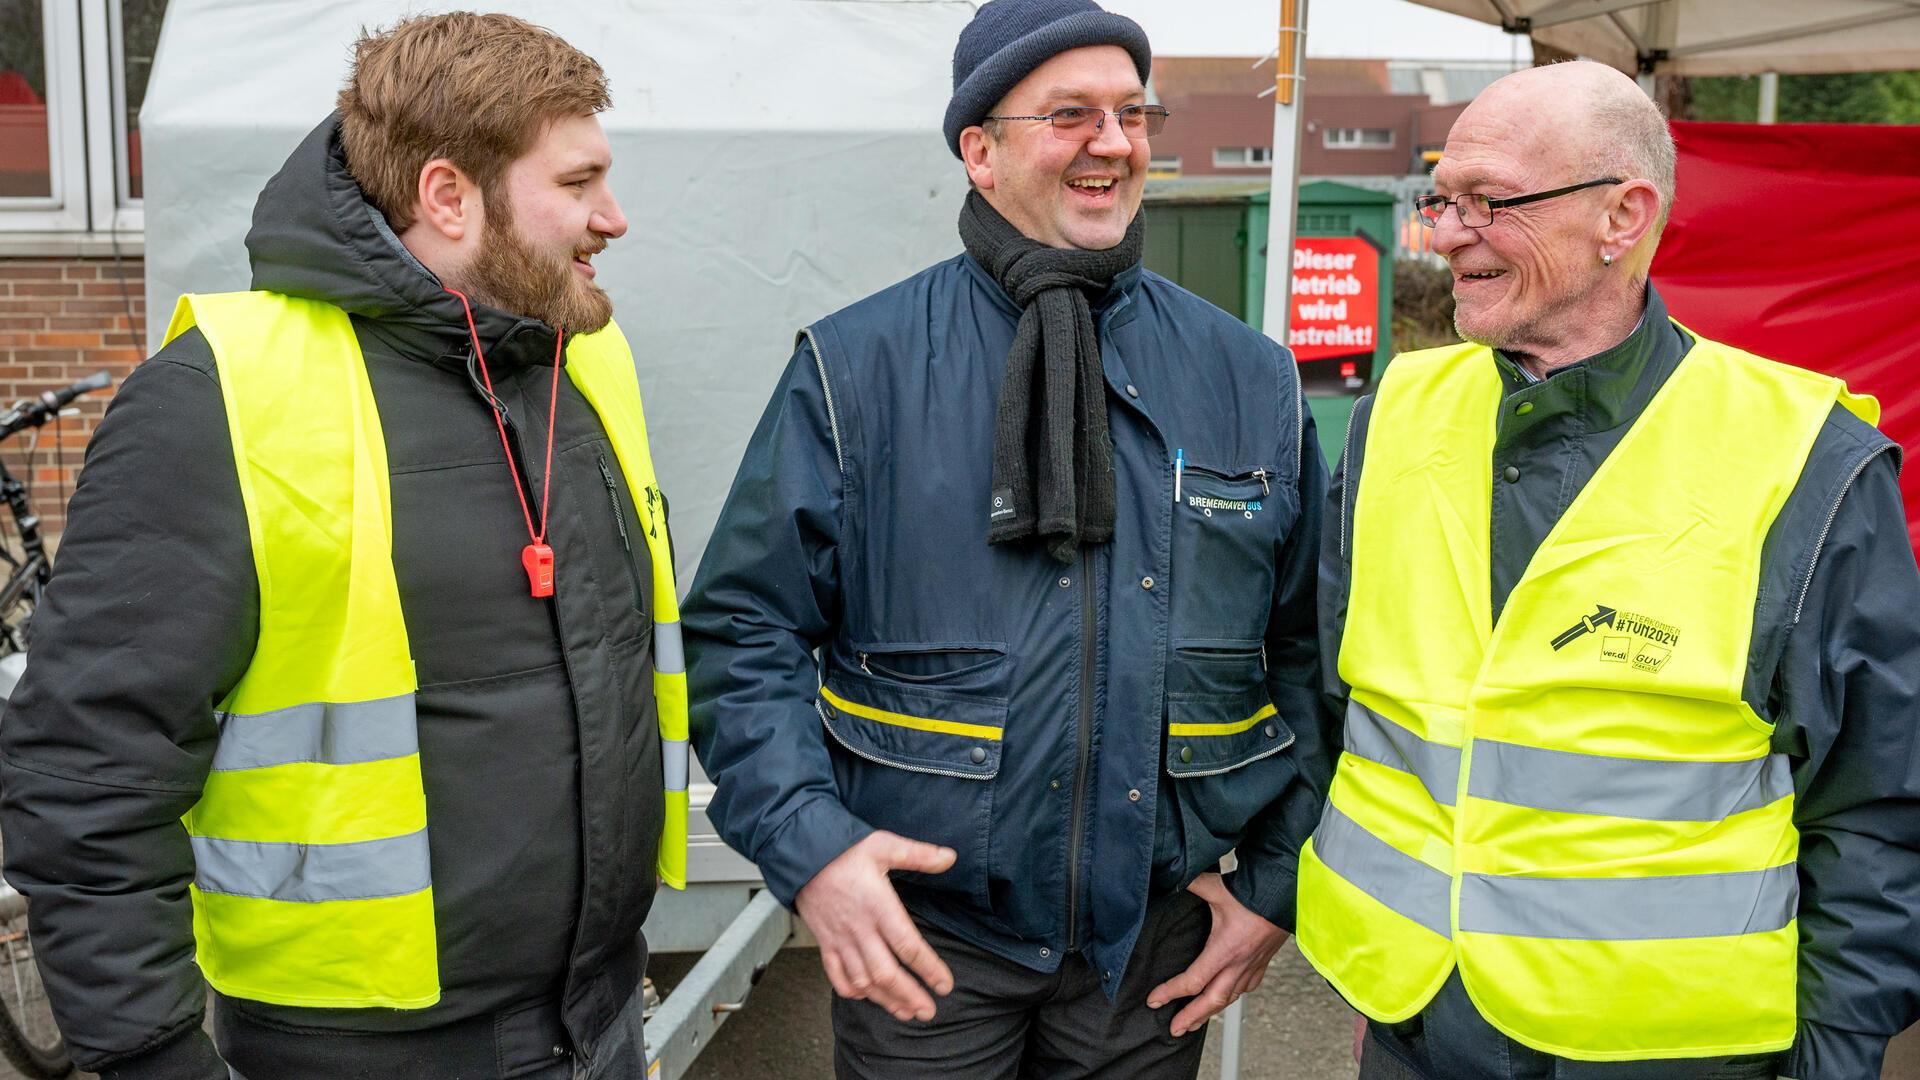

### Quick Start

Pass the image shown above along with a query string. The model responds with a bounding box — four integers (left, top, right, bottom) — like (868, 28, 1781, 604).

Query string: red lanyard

(447, 288, 564, 598)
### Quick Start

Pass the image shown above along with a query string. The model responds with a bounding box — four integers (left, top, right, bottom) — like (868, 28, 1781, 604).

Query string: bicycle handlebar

(0, 371, 113, 440)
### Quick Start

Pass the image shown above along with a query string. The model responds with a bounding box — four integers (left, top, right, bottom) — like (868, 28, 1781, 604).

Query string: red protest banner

(1653, 121, 1920, 551)
(1289, 237, 1378, 362)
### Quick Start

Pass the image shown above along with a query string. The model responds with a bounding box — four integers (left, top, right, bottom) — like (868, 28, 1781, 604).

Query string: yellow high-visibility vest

(165, 291, 688, 1010)
(1297, 325, 1877, 1061)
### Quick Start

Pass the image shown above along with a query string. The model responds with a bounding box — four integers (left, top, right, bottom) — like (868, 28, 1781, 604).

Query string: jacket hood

(245, 113, 556, 362)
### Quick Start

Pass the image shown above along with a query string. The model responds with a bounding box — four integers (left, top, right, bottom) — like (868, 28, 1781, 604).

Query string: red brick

(0, 255, 148, 546)
(32, 333, 102, 348)
(55, 300, 127, 315)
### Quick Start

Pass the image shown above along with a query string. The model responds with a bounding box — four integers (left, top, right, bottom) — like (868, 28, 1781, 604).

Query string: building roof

(1153, 56, 1522, 108)
(1152, 57, 1393, 101)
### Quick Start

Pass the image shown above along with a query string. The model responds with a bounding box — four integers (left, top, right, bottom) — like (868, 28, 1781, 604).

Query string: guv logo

(1551, 603, 1681, 673)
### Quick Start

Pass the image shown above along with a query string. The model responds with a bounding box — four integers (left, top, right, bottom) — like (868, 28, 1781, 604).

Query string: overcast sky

(1100, 0, 1535, 62)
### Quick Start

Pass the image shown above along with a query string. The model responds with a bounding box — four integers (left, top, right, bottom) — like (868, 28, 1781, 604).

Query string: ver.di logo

(1550, 603, 1682, 673)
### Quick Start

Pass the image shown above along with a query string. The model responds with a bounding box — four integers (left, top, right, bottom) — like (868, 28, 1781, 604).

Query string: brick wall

(0, 255, 146, 543)
(1301, 94, 1425, 176)
(1153, 91, 1281, 177)
(1151, 84, 1431, 179)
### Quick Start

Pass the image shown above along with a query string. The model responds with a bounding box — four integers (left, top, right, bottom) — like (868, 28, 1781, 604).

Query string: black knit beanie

(943, 0, 1152, 158)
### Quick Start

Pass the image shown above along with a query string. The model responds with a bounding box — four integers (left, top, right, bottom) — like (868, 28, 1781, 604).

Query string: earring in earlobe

(1601, 252, 1614, 266)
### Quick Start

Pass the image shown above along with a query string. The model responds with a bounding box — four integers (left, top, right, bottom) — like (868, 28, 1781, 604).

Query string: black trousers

(216, 987, 648, 1080)
(832, 890, 1213, 1080)
(1358, 974, 1779, 1080)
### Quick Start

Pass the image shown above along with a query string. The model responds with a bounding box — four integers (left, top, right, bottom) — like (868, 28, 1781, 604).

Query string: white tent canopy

(1401, 0, 1920, 76)
(142, 0, 975, 585)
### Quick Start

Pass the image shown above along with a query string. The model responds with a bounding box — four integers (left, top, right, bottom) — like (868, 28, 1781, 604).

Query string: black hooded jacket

(0, 115, 664, 1075)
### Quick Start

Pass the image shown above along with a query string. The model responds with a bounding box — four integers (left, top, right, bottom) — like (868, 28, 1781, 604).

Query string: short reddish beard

(460, 191, 613, 336)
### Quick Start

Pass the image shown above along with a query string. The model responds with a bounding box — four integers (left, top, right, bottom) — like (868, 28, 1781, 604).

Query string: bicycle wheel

(0, 882, 71, 1078)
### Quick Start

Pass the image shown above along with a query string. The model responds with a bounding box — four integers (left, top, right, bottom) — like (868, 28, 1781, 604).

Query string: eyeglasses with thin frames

(982, 105, 1171, 142)
(1415, 178, 1623, 229)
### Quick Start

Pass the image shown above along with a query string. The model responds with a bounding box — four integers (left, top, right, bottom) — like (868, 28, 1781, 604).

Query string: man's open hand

(795, 830, 957, 1022)
(1145, 872, 1289, 1036)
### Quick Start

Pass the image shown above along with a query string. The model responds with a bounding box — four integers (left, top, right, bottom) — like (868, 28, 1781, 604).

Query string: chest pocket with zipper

(595, 448, 649, 619)
(1170, 461, 1284, 641)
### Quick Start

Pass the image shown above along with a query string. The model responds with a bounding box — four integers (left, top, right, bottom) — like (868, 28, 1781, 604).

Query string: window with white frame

(1211, 146, 1272, 169)
(1, 0, 166, 236)
(1323, 127, 1395, 150)
(1148, 155, 1182, 174)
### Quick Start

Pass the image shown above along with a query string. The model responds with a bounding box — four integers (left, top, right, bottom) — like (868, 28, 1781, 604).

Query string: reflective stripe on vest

(1297, 326, 1879, 1060)
(1342, 698, 1796, 820)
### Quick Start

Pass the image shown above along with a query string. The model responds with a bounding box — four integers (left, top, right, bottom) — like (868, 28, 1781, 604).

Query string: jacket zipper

(490, 363, 596, 1039)
(1340, 410, 1361, 559)
(493, 402, 541, 512)
(1182, 463, 1270, 495)
(1065, 545, 1095, 953)
(858, 649, 998, 682)
(1792, 443, 1894, 624)
(1294, 389, 1308, 490)
(596, 452, 646, 614)
(802, 330, 846, 476)
(1177, 643, 1268, 671)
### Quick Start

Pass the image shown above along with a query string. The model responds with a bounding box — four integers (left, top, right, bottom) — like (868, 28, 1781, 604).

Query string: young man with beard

(0, 13, 684, 1079)
(685, 1, 1337, 1075)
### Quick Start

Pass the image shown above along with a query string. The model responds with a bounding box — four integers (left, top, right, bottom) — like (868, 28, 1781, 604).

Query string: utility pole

(1758, 72, 1779, 123)
(1260, 0, 1311, 349)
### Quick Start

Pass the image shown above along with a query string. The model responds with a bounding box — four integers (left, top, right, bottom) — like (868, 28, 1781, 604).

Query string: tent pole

(1758, 72, 1779, 122)
(1261, 0, 1311, 348)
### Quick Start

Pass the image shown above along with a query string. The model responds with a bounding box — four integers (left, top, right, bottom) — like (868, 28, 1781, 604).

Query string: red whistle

(522, 543, 555, 597)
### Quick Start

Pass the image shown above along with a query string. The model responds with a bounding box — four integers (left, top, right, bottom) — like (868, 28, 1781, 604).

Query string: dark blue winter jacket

(685, 252, 1335, 986)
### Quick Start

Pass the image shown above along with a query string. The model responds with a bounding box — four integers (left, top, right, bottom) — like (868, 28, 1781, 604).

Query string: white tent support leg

(1237, 0, 1314, 1057)
(1219, 998, 1246, 1080)
(1758, 71, 1779, 122)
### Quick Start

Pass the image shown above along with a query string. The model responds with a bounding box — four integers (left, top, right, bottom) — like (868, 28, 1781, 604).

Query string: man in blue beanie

(686, 1, 1337, 1075)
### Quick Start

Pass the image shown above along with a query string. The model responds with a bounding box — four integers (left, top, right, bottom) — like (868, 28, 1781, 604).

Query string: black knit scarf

(959, 190, 1143, 563)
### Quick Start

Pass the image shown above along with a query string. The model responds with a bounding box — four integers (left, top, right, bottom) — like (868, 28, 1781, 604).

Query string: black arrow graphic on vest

(1550, 605, 1617, 650)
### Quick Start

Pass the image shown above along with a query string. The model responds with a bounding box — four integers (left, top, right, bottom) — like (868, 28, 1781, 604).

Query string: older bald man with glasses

(1305, 59, 1920, 1080)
